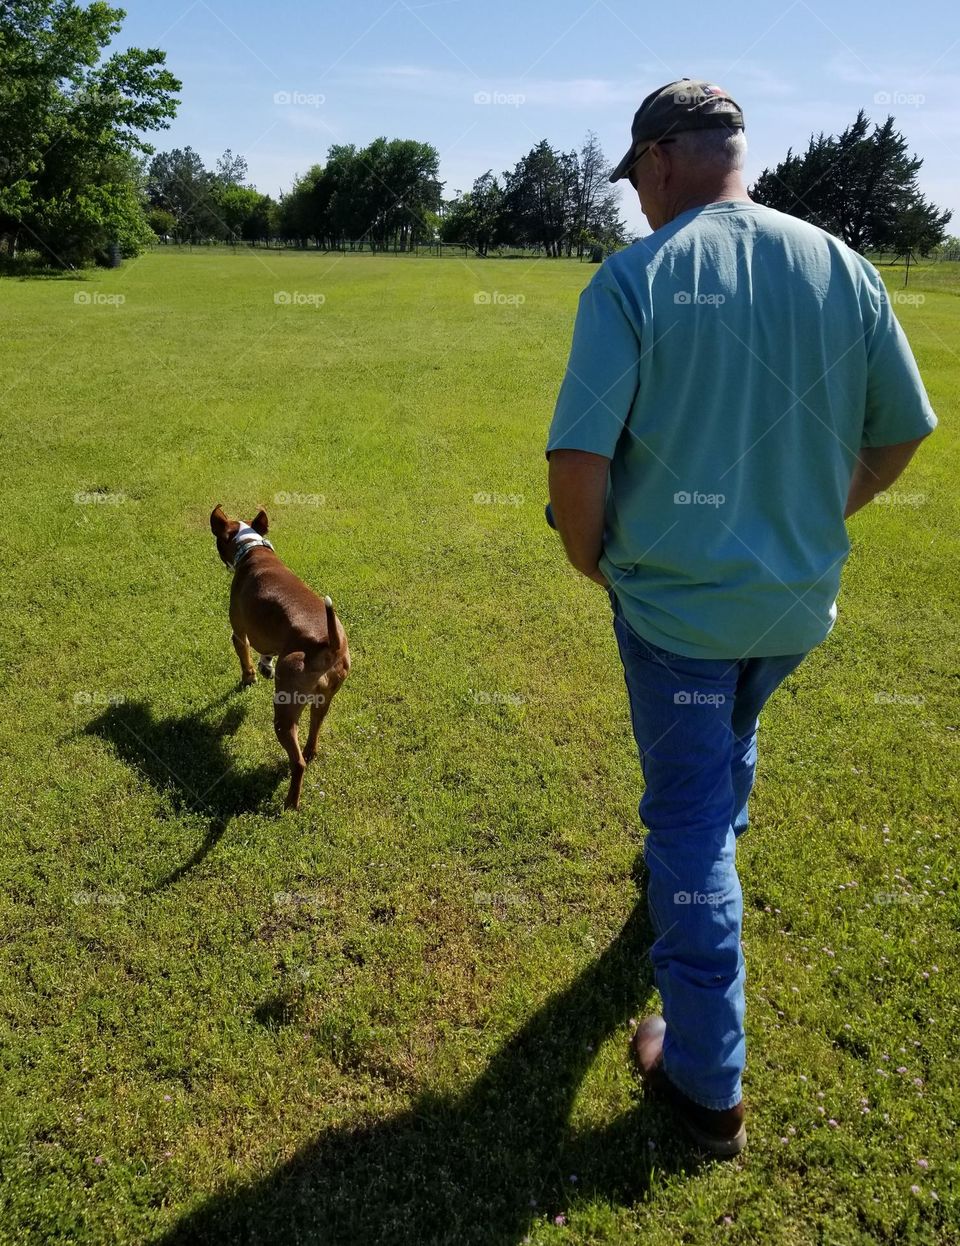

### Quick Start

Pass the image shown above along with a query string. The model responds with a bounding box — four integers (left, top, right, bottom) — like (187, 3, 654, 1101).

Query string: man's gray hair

(674, 125, 747, 173)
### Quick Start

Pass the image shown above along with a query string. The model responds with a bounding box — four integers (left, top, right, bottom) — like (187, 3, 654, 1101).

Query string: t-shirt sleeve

(546, 265, 641, 459)
(861, 267, 937, 448)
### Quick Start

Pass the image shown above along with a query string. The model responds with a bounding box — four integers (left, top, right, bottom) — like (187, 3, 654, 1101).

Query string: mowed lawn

(0, 248, 957, 1245)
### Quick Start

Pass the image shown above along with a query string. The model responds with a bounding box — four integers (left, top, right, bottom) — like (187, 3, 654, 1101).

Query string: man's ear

(652, 142, 673, 191)
(210, 505, 230, 537)
(250, 508, 269, 536)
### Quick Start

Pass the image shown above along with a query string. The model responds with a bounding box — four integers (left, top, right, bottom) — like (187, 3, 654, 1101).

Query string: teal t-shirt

(546, 201, 937, 659)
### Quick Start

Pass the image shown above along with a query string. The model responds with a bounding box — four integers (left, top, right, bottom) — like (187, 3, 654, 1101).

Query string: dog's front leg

(231, 632, 257, 686)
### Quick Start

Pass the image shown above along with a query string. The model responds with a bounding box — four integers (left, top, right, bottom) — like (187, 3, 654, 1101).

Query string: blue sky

(116, 0, 959, 236)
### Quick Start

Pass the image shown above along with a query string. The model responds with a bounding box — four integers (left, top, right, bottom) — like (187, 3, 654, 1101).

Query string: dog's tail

(324, 595, 338, 650)
(304, 597, 339, 673)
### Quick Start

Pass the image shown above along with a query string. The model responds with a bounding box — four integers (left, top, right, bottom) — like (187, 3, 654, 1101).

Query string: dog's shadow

(155, 899, 699, 1246)
(84, 689, 286, 889)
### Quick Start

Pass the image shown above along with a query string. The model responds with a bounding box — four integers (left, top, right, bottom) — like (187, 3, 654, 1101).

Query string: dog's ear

(210, 505, 230, 537)
(250, 508, 269, 536)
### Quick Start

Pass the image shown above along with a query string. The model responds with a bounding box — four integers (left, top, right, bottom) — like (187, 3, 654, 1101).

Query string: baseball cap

(609, 78, 745, 182)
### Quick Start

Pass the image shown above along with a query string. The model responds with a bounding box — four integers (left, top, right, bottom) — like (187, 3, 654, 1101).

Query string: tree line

(0, 0, 953, 269)
(145, 133, 629, 259)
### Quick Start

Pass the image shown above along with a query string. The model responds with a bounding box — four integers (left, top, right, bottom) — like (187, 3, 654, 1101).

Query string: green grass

(0, 248, 958, 1245)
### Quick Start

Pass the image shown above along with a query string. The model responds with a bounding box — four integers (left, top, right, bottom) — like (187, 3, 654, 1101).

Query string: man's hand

(548, 449, 611, 586)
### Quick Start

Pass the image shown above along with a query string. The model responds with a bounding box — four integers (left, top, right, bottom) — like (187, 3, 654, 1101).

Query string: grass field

(1, 248, 958, 1244)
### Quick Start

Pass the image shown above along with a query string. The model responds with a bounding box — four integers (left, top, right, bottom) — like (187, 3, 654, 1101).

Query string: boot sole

(676, 1113, 747, 1157)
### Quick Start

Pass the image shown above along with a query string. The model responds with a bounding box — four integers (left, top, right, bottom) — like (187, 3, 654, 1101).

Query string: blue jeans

(611, 592, 806, 1110)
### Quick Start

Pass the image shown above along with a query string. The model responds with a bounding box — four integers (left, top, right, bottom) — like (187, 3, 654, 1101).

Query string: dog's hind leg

(257, 655, 276, 679)
(231, 632, 257, 686)
(274, 654, 309, 810)
(303, 670, 343, 764)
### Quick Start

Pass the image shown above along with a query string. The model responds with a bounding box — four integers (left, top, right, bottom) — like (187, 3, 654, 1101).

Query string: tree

(276, 163, 327, 247)
(502, 141, 571, 255)
(27, 146, 155, 262)
(374, 138, 442, 250)
(243, 193, 276, 244)
(0, 0, 180, 265)
(216, 185, 267, 241)
(441, 170, 505, 255)
(215, 148, 248, 188)
(886, 198, 953, 259)
(932, 235, 960, 261)
(274, 141, 443, 250)
(751, 111, 951, 255)
(147, 205, 177, 240)
(498, 136, 626, 256)
(147, 147, 226, 243)
(572, 131, 626, 257)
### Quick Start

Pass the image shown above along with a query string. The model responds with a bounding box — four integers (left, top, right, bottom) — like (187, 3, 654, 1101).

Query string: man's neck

(666, 179, 752, 224)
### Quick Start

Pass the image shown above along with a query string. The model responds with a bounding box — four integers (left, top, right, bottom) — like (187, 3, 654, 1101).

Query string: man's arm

(844, 436, 928, 518)
(548, 449, 610, 586)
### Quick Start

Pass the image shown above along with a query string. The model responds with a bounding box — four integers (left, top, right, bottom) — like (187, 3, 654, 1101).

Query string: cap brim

(609, 144, 636, 183)
(609, 112, 745, 182)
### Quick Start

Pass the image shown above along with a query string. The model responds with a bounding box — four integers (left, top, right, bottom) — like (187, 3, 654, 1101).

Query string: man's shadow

(84, 691, 286, 889)
(156, 897, 701, 1246)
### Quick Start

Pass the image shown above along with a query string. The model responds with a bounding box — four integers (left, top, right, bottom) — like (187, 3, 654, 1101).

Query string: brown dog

(210, 505, 350, 810)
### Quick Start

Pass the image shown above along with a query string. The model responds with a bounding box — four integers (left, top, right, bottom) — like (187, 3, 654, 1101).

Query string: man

(546, 78, 936, 1157)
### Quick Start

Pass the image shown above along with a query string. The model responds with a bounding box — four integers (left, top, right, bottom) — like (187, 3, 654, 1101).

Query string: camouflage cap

(609, 78, 745, 182)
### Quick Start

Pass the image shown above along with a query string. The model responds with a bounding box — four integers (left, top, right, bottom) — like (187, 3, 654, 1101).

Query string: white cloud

(338, 61, 802, 112)
(277, 107, 341, 136)
(723, 64, 797, 100)
(342, 64, 659, 107)
(824, 52, 960, 96)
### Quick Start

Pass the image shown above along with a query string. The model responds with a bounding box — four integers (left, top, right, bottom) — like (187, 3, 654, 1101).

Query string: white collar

(232, 523, 274, 568)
